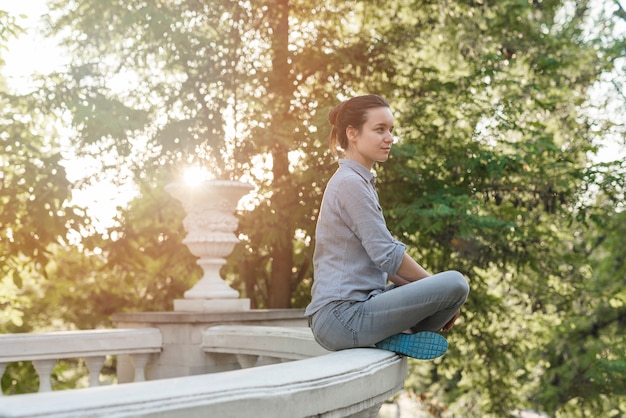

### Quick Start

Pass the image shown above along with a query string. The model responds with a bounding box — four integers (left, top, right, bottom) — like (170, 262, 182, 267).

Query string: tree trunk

(267, 0, 295, 308)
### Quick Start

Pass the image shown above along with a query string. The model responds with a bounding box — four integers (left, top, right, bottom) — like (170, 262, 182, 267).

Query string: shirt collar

(339, 159, 376, 186)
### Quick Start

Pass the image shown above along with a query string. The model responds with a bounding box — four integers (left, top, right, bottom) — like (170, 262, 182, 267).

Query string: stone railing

(0, 328, 162, 394)
(202, 324, 331, 367)
(0, 324, 408, 417)
(0, 349, 406, 418)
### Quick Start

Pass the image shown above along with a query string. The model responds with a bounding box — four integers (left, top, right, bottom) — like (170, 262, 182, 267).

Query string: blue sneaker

(375, 331, 448, 360)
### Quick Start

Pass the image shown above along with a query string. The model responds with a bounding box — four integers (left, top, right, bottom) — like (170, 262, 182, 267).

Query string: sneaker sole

(375, 331, 448, 360)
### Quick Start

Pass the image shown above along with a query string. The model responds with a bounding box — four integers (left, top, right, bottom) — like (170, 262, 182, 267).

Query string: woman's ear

(346, 125, 358, 141)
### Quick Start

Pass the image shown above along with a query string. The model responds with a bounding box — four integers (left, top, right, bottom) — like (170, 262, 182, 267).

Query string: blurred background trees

(1, 0, 625, 416)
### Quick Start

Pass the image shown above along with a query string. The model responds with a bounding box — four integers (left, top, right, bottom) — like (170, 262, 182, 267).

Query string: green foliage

(21, 176, 200, 330)
(40, 0, 406, 309)
(371, 0, 626, 416)
(0, 6, 86, 334)
(532, 209, 626, 416)
(1, 357, 117, 395)
(0, 10, 24, 66)
(1, 362, 38, 395)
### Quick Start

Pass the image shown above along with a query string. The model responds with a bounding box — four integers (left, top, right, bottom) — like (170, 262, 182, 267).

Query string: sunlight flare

(183, 166, 215, 185)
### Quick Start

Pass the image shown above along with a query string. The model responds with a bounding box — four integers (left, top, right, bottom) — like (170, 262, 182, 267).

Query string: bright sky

(1, 0, 64, 87)
(0, 0, 138, 232)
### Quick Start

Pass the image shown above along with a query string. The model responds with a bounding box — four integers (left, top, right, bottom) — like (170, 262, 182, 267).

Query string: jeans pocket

(331, 303, 359, 348)
(312, 302, 358, 350)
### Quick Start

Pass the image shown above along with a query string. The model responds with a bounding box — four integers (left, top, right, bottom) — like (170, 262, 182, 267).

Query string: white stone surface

(113, 311, 308, 382)
(203, 325, 331, 360)
(0, 349, 407, 418)
(0, 328, 162, 362)
(173, 297, 251, 313)
(165, 180, 253, 312)
(0, 328, 162, 393)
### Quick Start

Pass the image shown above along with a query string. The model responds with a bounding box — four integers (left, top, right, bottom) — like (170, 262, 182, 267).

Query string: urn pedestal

(165, 180, 253, 313)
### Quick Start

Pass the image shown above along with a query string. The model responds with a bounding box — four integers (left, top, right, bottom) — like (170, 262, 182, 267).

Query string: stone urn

(165, 180, 253, 312)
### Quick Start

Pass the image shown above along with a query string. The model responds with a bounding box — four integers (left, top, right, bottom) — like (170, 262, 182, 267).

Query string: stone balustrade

(202, 324, 332, 367)
(0, 324, 408, 417)
(0, 347, 406, 418)
(0, 328, 162, 394)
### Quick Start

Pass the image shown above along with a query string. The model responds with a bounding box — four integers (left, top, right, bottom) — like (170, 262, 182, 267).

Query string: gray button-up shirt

(305, 159, 407, 316)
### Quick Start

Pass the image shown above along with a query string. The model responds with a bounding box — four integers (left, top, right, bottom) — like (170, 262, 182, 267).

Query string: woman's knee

(444, 270, 470, 299)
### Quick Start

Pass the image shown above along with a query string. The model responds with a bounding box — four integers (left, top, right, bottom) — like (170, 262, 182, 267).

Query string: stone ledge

(0, 328, 162, 362)
(0, 349, 407, 418)
(173, 298, 251, 313)
(112, 308, 306, 324)
(202, 325, 331, 360)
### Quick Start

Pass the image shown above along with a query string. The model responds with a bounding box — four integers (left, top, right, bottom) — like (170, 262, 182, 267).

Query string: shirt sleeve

(335, 174, 406, 275)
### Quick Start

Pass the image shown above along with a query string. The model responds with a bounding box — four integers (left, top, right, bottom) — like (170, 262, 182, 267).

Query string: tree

(42, 0, 400, 309)
(0, 7, 89, 395)
(371, 0, 626, 415)
(0, 8, 85, 333)
(532, 163, 626, 416)
(26, 179, 200, 329)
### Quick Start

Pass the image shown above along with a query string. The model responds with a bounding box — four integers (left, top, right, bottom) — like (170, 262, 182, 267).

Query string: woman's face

(346, 106, 395, 169)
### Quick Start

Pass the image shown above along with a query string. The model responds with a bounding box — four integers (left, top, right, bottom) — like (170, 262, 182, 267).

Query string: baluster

(257, 356, 281, 366)
(235, 354, 258, 369)
(84, 356, 106, 387)
(129, 353, 151, 382)
(31, 359, 56, 392)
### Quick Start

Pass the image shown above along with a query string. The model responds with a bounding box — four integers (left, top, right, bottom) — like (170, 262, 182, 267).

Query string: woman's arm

(387, 273, 410, 286)
(393, 252, 430, 284)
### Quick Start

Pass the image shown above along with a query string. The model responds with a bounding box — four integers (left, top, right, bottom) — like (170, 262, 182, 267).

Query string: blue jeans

(309, 270, 470, 351)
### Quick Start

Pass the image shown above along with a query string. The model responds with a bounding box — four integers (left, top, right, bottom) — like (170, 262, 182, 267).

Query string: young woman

(305, 94, 470, 360)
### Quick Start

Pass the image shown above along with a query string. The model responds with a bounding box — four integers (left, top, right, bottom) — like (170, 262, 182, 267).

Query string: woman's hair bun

(328, 101, 344, 126)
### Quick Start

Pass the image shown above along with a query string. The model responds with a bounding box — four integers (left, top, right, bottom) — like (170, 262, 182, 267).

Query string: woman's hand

(441, 310, 461, 332)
